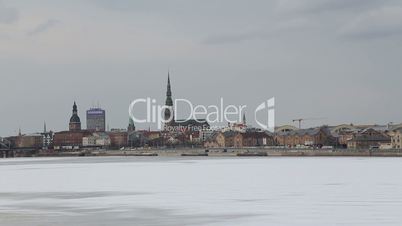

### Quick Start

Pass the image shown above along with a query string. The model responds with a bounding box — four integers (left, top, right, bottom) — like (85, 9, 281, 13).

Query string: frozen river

(1, 156, 402, 225)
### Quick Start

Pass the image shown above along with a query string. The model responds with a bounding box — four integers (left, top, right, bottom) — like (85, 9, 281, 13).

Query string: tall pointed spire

(44, 121, 47, 133)
(164, 71, 174, 124)
(166, 72, 172, 103)
(128, 117, 135, 132)
(73, 101, 78, 114)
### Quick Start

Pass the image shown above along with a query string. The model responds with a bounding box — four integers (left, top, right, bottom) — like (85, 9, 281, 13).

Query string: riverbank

(3, 148, 400, 158)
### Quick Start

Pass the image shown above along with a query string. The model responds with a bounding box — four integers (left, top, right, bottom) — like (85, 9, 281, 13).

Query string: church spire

(166, 72, 172, 105)
(128, 117, 135, 132)
(164, 72, 174, 124)
(44, 121, 47, 133)
(73, 101, 78, 114)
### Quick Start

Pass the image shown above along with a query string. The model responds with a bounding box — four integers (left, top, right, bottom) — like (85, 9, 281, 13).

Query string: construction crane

(292, 118, 327, 129)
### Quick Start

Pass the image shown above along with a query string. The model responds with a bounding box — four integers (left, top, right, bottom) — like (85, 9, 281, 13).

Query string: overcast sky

(1, 0, 402, 136)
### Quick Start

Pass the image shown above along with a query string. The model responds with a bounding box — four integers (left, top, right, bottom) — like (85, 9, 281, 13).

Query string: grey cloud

(90, 0, 275, 20)
(90, 0, 149, 12)
(202, 16, 318, 45)
(203, 0, 402, 44)
(2, 1, 402, 135)
(27, 19, 60, 36)
(202, 31, 272, 45)
(0, 1, 18, 24)
(339, 6, 402, 39)
(90, 0, 187, 12)
(275, 0, 385, 15)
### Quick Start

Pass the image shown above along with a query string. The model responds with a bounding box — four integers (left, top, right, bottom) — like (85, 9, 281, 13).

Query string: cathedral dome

(70, 114, 81, 123)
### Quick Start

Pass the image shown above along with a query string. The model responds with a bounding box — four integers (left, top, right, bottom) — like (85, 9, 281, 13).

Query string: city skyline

(1, 0, 402, 136)
(2, 2, 402, 226)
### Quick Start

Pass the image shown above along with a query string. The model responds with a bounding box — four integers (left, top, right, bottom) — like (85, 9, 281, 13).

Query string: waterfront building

(222, 131, 237, 147)
(199, 129, 215, 142)
(107, 130, 128, 148)
(329, 125, 359, 148)
(143, 131, 163, 147)
(347, 128, 391, 149)
(204, 130, 275, 148)
(53, 130, 92, 150)
(240, 131, 275, 147)
(128, 131, 144, 147)
(82, 132, 111, 147)
(391, 129, 402, 149)
(86, 107, 106, 132)
(7, 132, 43, 150)
(275, 126, 337, 148)
(41, 122, 53, 149)
(82, 136, 97, 147)
(329, 124, 402, 149)
(204, 132, 225, 148)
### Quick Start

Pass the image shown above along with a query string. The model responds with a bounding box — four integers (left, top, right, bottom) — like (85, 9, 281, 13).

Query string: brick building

(7, 133, 43, 150)
(204, 132, 225, 148)
(241, 131, 275, 147)
(391, 129, 402, 149)
(347, 128, 391, 149)
(107, 130, 128, 148)
(204, 130, 275, 148)
(53, 130, 92, 150)
(275, 126, 336, 148)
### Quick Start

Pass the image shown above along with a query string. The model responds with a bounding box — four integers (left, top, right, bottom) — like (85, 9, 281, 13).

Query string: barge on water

(181, 153, 208, 157)
(237, 152, 268, 157)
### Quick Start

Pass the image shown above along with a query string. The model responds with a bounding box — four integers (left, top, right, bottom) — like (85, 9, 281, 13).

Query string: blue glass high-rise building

(86, 108, 106, 131)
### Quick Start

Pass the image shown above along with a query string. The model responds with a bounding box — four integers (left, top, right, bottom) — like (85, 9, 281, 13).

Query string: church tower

(128, 117, 136, 132)
(69, 101, 81, 131)
(164, 73, 174, 125)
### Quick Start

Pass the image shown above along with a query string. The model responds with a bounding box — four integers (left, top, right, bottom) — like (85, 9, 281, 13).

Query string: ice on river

(1, 156, 402, 225)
